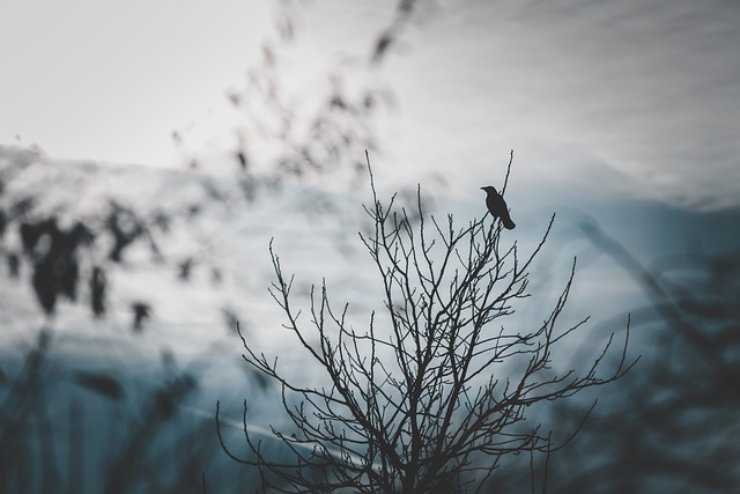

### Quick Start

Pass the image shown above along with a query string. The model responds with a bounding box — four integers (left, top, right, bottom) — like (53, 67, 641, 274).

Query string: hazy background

(1, 1, 739, 492)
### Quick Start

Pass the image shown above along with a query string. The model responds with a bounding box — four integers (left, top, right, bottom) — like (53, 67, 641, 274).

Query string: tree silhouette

(217, 153, 632, 493)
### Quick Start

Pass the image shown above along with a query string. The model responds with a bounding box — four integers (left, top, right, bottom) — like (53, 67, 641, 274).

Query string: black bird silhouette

(481, 186, 515, 229)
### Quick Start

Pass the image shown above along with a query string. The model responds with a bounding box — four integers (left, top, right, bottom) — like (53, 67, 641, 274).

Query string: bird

(481, 186, 515, 229)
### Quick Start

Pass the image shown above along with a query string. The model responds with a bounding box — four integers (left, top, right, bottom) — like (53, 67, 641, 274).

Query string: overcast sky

(1, 0, 739, 210)
(2, 2, 739, 429)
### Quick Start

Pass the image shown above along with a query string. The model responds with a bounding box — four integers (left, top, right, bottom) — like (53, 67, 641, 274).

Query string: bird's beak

(480, 187, 485, 190)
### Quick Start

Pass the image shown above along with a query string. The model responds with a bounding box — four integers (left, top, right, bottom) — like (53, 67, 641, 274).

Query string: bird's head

(480, 186, 497, 194)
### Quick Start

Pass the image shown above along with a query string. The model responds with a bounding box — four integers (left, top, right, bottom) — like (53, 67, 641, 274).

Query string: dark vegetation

(544, 226, 740, 493)
(0, 330, 263, 493)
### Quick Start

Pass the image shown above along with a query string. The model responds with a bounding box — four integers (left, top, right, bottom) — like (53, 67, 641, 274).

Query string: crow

(481, 186, 515, 229)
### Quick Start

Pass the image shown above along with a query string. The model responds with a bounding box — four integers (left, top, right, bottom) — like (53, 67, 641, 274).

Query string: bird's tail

(502, 217, 515, 230)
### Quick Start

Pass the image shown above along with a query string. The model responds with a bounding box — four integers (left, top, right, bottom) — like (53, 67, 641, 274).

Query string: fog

(1, 1, 738, 492)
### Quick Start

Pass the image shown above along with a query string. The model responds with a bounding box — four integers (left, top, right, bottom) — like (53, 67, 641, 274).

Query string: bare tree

(217, 152, 633, 493)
